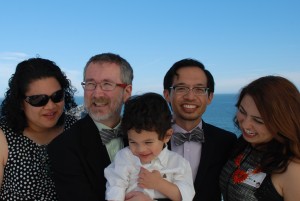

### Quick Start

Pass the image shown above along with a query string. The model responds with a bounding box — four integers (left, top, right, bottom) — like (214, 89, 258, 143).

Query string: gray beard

(85, 91, 124, 122)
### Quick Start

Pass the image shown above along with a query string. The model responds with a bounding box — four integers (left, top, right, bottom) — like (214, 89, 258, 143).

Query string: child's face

(128, 129, 172, 164)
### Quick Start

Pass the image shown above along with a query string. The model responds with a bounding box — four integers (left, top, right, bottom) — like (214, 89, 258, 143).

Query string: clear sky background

(1, 0, 299, 97)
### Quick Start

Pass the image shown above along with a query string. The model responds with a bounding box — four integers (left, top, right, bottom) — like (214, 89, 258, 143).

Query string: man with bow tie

(48, 53, 149, 201)
(163, 59, 237, 201)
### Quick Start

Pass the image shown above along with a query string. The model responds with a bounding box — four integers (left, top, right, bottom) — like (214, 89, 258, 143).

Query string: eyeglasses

(24, 89, 65, 107)
(170, 86, 209, 96)
(81, 81, 128, 91)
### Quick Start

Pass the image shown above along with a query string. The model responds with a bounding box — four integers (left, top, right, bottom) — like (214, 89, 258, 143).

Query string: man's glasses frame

(24, 89, 65, 107)
(170, 86, 210, 96)
(81, 81, 128, 91)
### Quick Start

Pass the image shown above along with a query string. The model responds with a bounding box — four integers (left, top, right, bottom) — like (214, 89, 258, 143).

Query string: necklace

(232, 153, 261, 184)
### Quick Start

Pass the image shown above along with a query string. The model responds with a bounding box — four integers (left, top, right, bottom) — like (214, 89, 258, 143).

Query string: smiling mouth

(93, 102, 107, 106)
(44, 112, 56, 117)
(93, 99, 109, 106)
(139, 153, 151, 158)
(245, 129, 256, 136)
(183, 104, 196, 109)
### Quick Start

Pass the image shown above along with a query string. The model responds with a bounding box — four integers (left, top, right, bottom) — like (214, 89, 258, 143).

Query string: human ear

(163, 128, 173, 143)
(163, 89, 171, 102)
(123, 84, 132, 102)
(207, 92, 214, 105)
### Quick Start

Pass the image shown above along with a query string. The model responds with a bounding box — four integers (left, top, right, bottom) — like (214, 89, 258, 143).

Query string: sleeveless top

(0, 115, 77, 201)
(219, 145, 283, 201)
(255, 175, 283, 201)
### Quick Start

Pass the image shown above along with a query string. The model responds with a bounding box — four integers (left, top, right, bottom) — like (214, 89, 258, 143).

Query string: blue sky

(1, 0, 299, 97)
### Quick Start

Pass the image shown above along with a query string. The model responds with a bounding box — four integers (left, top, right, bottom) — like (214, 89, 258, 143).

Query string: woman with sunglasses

(0, 58, 77, 200)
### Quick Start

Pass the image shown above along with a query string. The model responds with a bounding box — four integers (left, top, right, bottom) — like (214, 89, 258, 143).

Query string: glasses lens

(82, 82, 96, 90)
(25, 90, 64, 107)
(101, 82, 115, 91)
(51, 90, 64, 103)
(174, 86, 188, 94)
(193, 87, 207, 95)
(27, 95, 49, 107)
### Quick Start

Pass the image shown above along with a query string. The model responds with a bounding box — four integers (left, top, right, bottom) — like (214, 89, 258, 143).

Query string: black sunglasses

(24, 89, 65, 107)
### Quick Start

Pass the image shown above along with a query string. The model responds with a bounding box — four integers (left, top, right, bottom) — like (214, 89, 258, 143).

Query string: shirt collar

(172, 121, 203, 133)
(93, 120, 121, 131)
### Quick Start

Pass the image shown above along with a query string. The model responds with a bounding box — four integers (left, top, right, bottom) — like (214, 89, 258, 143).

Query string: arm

(0, 129, 8, 187)
(104, 148, 133, 201)
(138, 167, 182, 201)
(281, 161, 300, 201)
(171, 159, 195, 201)
(0, 163, 2, 187)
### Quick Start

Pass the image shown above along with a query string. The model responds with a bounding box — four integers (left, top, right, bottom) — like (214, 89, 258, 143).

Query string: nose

(184, 89, 196, 99)
(240, 116, 253, 130)
(136, 144, 147, 154)
(93, 84, 105, 97)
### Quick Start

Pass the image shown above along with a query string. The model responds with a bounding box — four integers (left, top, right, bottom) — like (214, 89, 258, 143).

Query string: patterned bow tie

(173, 127, 205, 146)
(100, 128, 123, 144)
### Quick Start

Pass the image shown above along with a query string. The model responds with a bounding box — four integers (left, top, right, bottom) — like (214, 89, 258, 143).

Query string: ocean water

(74, 94, 240, 136)
(202, 94, 240, 136)
(0, 94, 240, 136)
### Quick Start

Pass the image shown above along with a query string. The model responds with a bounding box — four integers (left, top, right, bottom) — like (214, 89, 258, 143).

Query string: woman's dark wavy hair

(121, 92, 172, 140)
(0, 58, 77, 133)
(232, 75, 300, 174)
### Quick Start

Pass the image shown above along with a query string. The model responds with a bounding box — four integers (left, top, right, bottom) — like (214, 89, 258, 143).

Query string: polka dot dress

(0, 115, 77, 201)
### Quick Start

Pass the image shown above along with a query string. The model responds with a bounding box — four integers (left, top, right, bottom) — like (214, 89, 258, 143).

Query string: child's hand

(138, 167, 163, 189)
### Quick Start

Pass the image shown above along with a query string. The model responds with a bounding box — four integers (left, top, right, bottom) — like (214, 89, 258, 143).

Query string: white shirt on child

(104, 146, 195, 201)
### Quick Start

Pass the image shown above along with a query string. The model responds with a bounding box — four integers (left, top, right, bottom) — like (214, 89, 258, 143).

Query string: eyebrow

(128, 138, 156, 142)
(174, 82, 206, 86)
(239, 105, 263, 121)
(84, 78, 95, 82)
(84, 78, 115, 83)
(252, 116, 264, 122)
